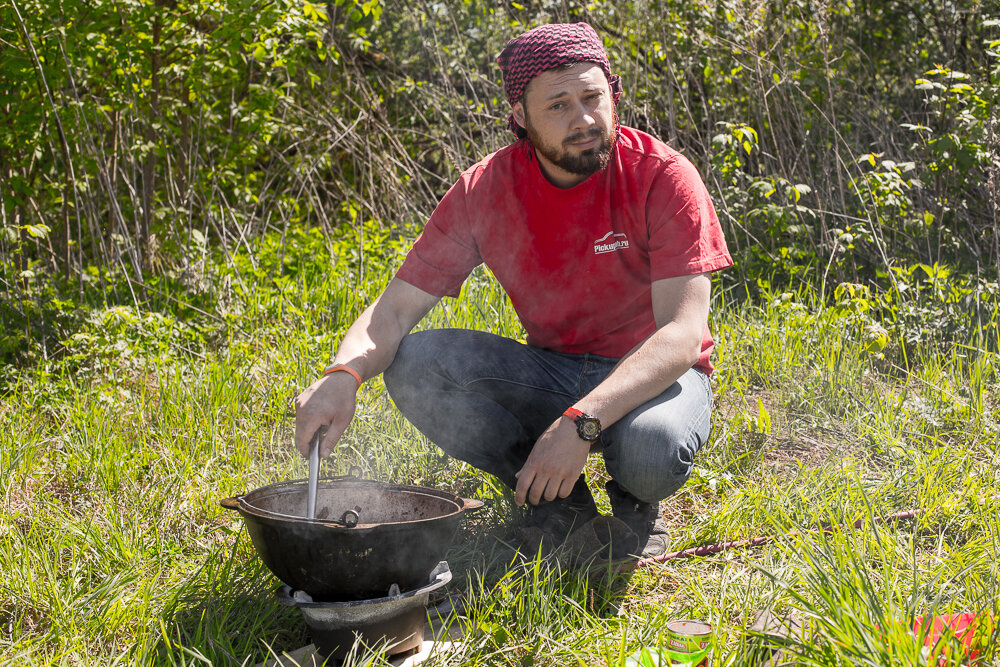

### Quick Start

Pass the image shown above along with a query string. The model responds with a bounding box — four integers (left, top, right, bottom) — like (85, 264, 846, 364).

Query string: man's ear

(512, 102, 526, 129)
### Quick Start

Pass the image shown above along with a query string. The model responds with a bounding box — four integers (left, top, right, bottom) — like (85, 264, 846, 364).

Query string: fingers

(540, 477, 560, 503)
(293, 375, 357, 458)
(293, 388, 315, 456)
(297, 418, 341, 458)
(516, 468, 568, 506)
(308, 424, 327, 455)
(293, 414, 313, 457)
(557, 476, 576, 499)
(515, 417, 593, 505)
(293, 401, 322, 456)
(534, 475, 566, 505)
(319, 422, 345, 458)
(514, 469, 533, 507)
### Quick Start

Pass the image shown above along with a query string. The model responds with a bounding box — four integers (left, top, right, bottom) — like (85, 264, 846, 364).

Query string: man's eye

(549, 103, 565, 111)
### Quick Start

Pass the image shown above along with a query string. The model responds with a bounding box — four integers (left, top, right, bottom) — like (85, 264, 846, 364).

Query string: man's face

(513, 62, 615, 188)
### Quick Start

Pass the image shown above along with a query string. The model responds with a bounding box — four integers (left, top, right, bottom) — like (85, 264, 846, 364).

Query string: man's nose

(570, 100, 597, 131)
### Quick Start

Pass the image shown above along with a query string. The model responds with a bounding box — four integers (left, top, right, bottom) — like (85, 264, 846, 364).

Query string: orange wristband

(322, 364, 362, 388)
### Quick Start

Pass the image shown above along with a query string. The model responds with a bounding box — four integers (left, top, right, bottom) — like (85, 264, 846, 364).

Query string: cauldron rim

(221, 476, 482, 528)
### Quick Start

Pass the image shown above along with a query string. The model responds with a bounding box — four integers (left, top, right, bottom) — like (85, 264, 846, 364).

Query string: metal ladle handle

(307, 432, 320, 520)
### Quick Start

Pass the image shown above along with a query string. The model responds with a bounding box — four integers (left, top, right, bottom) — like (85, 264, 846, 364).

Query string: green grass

(1, 248, 998, 666)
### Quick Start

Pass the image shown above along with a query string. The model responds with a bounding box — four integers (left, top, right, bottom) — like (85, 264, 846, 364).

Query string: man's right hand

(293, 371, 360, 458)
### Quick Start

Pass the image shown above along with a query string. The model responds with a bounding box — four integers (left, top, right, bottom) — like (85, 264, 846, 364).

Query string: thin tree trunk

(139, 6, 163, 275)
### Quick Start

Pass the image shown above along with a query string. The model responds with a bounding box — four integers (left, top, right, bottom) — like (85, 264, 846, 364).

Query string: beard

(525, 121, 614, 178)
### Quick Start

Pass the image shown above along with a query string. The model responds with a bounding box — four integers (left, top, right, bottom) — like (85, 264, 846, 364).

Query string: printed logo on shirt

(593, 231, 630, 255)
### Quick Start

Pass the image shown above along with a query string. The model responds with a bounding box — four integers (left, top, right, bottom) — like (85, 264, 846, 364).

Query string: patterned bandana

(497, 22, 623, 139)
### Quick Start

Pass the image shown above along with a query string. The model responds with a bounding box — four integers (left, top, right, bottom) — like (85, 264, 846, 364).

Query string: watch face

(579, 418, 601, 441)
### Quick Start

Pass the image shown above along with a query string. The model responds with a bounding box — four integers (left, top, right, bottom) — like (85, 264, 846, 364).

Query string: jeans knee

(602, 373, 712, 503)
(607, 444, 695, 503)
(603, 412, 706, 503)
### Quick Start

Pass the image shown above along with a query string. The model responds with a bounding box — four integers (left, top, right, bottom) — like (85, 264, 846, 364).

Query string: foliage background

(2, 0, 998, 371)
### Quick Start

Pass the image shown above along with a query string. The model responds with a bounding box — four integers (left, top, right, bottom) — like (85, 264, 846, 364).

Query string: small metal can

(664, 619, 713, 666)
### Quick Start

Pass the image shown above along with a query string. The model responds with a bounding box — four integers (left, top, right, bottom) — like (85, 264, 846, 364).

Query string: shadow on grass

(447, 510, 640, 622)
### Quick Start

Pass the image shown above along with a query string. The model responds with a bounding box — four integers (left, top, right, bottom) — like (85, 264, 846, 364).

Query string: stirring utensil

(307, 432, 320, 519)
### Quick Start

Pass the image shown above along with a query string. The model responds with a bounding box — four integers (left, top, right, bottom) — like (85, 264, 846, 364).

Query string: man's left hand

(514, 417, 590, 506)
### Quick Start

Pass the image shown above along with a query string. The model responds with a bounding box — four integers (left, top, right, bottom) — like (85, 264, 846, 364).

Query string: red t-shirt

(396, 125, 733, 373)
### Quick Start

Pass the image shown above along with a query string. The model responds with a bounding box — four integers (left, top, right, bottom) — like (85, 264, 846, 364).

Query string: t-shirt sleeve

(646, 154, 733, 281)
(395, 176, 483, 298)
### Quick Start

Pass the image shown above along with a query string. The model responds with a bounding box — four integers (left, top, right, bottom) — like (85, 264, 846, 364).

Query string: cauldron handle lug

(347, 465, 364, 479)
(219, 496, 241, 511)
(461, 498, 485, 512)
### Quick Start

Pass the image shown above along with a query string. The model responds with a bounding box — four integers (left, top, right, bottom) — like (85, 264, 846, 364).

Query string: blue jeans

(383, 329, 713, 504)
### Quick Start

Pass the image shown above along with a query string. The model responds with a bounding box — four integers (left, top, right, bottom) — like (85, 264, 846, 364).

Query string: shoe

(518, 476, 599, 555)
(605, 479, 670, 558)
(560, 515, 639, 566)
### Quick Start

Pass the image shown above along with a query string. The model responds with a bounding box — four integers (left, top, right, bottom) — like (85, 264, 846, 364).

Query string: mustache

(563, 127, 604, 145)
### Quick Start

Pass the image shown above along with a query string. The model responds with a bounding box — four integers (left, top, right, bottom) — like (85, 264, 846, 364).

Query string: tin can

(664, 619, 713, 666)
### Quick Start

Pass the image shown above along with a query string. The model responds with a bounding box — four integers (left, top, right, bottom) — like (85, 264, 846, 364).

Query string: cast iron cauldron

(220, 474, 483, 600)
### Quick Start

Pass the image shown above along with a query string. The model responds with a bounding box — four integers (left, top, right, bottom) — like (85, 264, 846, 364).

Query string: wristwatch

(562, 406, 602, 442)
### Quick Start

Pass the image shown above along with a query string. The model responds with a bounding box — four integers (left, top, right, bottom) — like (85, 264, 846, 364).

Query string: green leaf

(25, 224, 51, 239)
(756, 397, 771, 434)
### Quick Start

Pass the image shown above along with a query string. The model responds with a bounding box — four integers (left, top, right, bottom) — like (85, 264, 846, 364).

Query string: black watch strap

(562, 406, 601, 442)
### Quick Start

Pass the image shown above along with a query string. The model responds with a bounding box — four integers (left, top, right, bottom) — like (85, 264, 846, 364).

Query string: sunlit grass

(1, 256, 998, 665)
